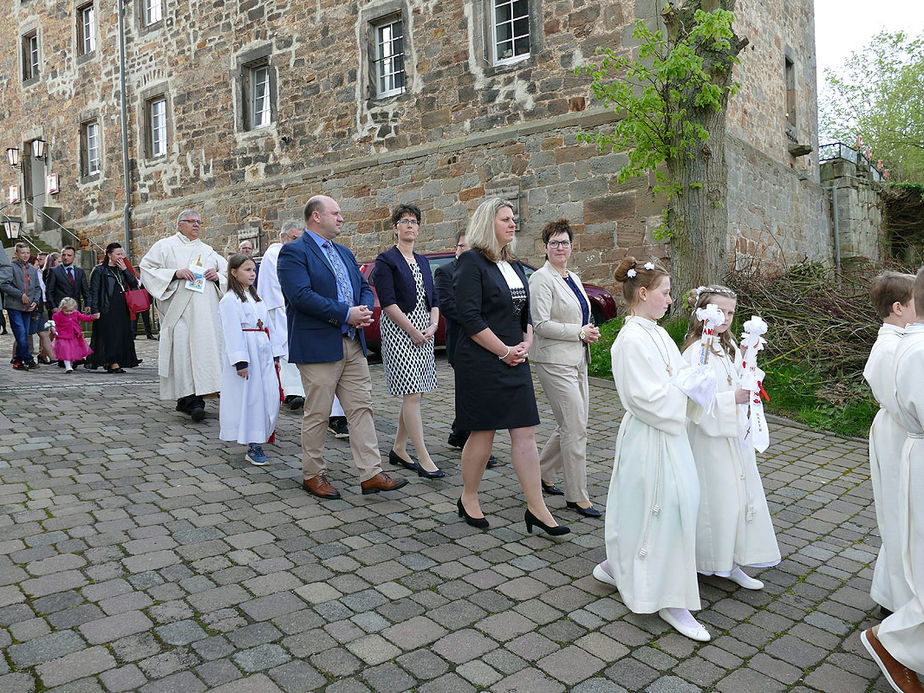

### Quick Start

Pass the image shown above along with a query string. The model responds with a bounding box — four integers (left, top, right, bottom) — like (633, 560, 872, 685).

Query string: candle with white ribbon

(740, 316, 770, 452)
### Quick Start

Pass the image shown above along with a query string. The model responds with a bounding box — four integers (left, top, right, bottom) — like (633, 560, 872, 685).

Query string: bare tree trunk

(662, 0, 744, 303)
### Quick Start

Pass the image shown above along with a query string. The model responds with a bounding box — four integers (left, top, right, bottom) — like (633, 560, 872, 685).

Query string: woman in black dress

(453, 198, 569, 536)
(88, 242, 139, 372)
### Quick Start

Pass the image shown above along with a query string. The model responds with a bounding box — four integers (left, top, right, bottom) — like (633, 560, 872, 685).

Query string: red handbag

(124, 288, 151, 319)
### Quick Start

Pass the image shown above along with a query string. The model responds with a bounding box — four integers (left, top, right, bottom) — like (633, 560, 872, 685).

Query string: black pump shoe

(417, 466, 445, 479)
(566, 502, 602, 518)
(524, 509, 570, 536)
(389, 450, 420, 472)
(457, 497, 489, 529)
(541, 481, 564, 496)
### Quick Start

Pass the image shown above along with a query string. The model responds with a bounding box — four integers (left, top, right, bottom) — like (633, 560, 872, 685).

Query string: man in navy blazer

(278, 195, 408, 499)
(45, 246, 90, 312)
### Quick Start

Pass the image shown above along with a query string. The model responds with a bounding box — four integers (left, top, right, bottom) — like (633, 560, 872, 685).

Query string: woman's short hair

(613, 256, 670, 305)
(390, 204, 422, 227)
(466, 198, 517, 263)
(870, 271, 915, 319)
(542, 219, 573, 245)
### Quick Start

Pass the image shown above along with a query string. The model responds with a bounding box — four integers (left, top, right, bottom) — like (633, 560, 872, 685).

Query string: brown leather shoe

(360, 472, 408, 495)
(303, 475, 341, 500)
(862, 628, 924, 693)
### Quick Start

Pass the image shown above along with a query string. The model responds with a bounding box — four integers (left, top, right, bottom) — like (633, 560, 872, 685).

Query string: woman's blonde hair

(57, 297, 78, 312)
(466, 198, 517, 263)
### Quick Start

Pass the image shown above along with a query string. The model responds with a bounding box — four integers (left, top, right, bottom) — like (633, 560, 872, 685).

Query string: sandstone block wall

(2, 0, 831, 293)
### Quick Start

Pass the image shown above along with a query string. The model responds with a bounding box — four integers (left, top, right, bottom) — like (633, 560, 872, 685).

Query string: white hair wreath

(643, 262, 655, 270)
(626, 268, 637, 278)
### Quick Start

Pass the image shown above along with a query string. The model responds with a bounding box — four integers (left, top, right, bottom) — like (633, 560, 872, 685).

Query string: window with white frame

(22, 31, 39, 81)
(144, 0, 163, 26)
(81, 120, 100, 177)
(241, 58, 275, 131)
(492, 0, 530, 64)
(251, 64, 271, 128)
(147, 96, 167, 158)
(77, 3, 96, 55)
(373, 16, 405, 97)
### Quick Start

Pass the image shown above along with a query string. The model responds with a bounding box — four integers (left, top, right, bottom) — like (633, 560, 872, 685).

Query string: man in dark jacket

(45, 245, 90, 312)
(433, 231, 499, 466)
(3, 243, 42, 369)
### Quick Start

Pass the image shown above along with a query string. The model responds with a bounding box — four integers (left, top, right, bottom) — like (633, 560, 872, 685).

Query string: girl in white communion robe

(593, 257, 716, 643)
(681, 286, 780, 591)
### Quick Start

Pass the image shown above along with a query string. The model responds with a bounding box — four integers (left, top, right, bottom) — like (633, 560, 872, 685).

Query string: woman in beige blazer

(529, 219, 602, 517)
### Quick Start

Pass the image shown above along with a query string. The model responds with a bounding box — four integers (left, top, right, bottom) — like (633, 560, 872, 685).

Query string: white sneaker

(727, 567, 764, 590)
(593, 562, 619, 589)
(658, 608, 711, 642)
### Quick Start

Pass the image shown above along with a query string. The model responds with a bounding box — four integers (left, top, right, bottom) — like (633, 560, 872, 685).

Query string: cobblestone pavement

(0, 335, 894, 692)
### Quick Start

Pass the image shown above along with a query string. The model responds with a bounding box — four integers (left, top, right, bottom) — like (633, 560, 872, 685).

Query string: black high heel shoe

(457, 497, 489, 529)
(389, 450, 420, 472)
(418, 466, 445, 479)
(524, 509, 570, 536)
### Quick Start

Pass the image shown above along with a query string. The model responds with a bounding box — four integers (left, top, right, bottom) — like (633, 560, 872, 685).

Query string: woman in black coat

(88, 242, 139, 372)
(452, 198, 568, 536)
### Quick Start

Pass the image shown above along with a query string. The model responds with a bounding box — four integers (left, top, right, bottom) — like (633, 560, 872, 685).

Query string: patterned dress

(381, 262, 438, 396)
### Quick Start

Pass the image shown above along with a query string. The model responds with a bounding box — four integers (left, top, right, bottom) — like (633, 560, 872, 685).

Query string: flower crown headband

(690, 285, 737, 304)
(626, 261, 656, 279)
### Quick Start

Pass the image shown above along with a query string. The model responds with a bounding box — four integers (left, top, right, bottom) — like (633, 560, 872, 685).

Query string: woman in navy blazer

(452, 198, 569, 537)
(370, 204, 444, 479)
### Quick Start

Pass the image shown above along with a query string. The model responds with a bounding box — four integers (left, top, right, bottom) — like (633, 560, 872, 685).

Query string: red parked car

(358, 252, 618, 351)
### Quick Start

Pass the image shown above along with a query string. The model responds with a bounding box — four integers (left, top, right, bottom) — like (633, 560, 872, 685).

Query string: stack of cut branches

(727, 261, 884, 401)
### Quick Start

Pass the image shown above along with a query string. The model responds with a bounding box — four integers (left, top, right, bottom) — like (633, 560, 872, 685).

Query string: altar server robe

(878, 324, 924, 673)
(257, 242, 303, 398)
(605, 316, 701, 613)
(682, 343, 780, 575)
(864, 323, 914, 612)
(218, 292, 285, 444)
(140, 233, 227, 400)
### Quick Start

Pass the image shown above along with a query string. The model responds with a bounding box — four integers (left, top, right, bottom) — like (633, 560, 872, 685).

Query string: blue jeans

(8, 309, 34, 365)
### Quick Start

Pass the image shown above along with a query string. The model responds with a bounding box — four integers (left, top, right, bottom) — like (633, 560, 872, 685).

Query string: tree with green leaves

(821, 31, 924, 183)
(576, 0, 747, 299)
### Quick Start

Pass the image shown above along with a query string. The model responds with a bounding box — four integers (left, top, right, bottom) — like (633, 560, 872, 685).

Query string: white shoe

(64, 368, 74, 373)
(593, 562, 619, 588)
(658, 608, 711, 642)
(727, 567, 764, 590)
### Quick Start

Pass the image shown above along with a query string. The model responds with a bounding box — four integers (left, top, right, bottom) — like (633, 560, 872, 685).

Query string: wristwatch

(579, 328, 586, 341)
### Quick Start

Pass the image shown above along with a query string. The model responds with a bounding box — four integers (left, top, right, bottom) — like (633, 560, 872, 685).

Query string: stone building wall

(2, 0, 830, 293)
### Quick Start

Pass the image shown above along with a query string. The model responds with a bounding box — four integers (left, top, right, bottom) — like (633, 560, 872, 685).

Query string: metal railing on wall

(818, 142, 886, 183)
(20, 199, 106, 255)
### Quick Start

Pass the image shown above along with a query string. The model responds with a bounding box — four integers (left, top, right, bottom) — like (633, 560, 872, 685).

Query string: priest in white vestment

(140, 210, 227, 421)
(862, 277, 924, 690)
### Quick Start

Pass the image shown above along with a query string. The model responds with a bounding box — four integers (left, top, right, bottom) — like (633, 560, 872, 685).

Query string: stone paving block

(537, 645, 605, 686)
(99, 664, 147, 692)
(571, 679, 628, 693)
(310, 647, 363, 677)
(78, 610, 154, 644)
(490, 666, 565, 693)
(195, 658, 243, 687)
(395, 648, 450, 680)
(380, 615, 447, 651)
(715, 668, 786, 692)
(432, 628, 497, 664)
(645, 675, 703, 693)
(35, 646, 116, 688)
(346, 633, 402, 665)
(475, 610, 536, 641)
(138, 671, 206, 693)
(155, 620, 208, 646)
(267, 659, 327, 692)
(358, 662, 417, 693)
(233, 644, 291, 673)
(8, 630, 86, 668)
(21, 570, 88, 599)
